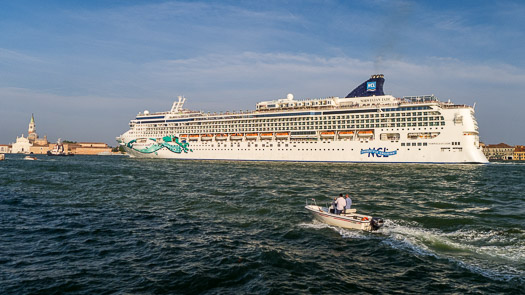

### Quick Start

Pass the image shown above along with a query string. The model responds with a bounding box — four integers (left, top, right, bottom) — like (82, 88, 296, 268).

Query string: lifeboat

(245, 133, 258, 140)
(180, 134, 188, 138)
(215, 134, 228, 140)
(201, 134, 213, 141)
(275, 132, 289, 139)
(260, 133, 273, 139)
(357, 130, 374, 137)
(338, 131, 354, 138)
(230, 133, 244, 140)
(320, 131, 336, 138)
(189, 134, 199, 141)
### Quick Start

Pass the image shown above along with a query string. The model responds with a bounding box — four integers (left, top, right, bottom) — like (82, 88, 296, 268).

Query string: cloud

(0, 48, 44, 64)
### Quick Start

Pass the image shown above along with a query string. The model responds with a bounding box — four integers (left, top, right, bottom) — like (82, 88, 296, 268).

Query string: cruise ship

(116, 75, 488, 163)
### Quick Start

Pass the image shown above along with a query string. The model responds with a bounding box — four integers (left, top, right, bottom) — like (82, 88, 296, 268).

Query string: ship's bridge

(256, 93, 401, 111)
(256, 93, 339, 111)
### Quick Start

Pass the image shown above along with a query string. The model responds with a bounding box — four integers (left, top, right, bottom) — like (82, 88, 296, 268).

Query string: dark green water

(1, 155, 524, 294)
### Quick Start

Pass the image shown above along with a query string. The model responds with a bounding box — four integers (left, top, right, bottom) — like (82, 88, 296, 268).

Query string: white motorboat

(305, 199, 384, 231)
(24, 155, 37, 160)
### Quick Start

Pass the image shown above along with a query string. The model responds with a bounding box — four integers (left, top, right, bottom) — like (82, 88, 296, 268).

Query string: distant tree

(111, 146, 126, 153)
(63, 140, 77, 143)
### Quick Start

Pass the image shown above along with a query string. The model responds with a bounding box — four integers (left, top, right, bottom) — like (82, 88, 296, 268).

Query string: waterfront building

(6, 114, 111, 155)
(30, 142, 52, 155)
(27, 114, 37, 142)
(0, 144, 11, 153)
(28, 114, 49, 147)
(69, 142, 112, 155)
(10, 114, 49, 154)
(483, 143, 514, 160)
(11, 135, 32, 154)
(514, 145, 525, 161)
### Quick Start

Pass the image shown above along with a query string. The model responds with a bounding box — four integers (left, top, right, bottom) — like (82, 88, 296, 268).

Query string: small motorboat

(24, 155, 37, 160)
(305, 199, 384, 231)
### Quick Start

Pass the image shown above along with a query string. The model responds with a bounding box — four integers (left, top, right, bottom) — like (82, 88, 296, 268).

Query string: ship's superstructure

(117, 75, 488, 163)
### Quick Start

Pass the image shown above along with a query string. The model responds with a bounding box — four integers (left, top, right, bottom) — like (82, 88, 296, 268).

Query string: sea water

(1, 155, 524, 294)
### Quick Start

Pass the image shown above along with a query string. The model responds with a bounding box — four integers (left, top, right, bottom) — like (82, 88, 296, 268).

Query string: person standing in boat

(345, 194, 352, 213)
(335, 194, 346, 215)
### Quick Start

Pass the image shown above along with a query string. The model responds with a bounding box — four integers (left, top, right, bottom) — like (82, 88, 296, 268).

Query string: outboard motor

(370, 217, 384, 231)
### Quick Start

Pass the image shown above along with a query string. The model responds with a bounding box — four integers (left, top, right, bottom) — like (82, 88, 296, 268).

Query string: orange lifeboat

(245, 133, 258, 140)
(215, 133, 228, 140)
(201, 134, 213, 141)
(230, 133, 244, 140)
(320, 131, 336, 138)
(357, 130, 374, 137)
(338, 131, 354, 138)
(260, 133, 274, 139)
(275, 132, 289, 138)
(189, 134, 199, 141)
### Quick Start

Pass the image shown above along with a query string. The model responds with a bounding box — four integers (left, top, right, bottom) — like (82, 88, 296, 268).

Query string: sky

(1, 0, 524, 146)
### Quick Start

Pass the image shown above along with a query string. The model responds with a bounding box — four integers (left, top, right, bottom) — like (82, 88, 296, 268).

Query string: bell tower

(28, 114, 37, 142)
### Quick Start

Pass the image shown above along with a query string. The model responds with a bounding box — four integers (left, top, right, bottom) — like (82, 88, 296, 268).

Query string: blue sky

(1, 0, 524, 145)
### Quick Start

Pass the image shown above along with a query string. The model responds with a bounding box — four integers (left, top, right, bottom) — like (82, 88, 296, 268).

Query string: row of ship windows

(136, 122, 445, 135)
(184, 116, 444, 126)
(134, 117, 445, 130)
(128, 127, 445, 138)
(131, 112, 444, 128)
(401, 142, 428, 146)
(137, 115, 445, 126)
(214, 111, 441, 121)
(190, 148, 348, 151)
(187, 141, 436, 149)
(189, 146, 462, 152)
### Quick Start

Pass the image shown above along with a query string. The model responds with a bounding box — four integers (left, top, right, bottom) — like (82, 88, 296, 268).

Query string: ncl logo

(367, 81, 376, 91)
(361, 147, 397, 157)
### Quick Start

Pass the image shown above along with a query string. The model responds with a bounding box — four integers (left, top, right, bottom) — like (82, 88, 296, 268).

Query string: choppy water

(1, 154, 524, 294)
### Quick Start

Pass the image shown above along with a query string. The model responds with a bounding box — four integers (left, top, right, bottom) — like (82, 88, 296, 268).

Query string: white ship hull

(121, 136, 486, 163)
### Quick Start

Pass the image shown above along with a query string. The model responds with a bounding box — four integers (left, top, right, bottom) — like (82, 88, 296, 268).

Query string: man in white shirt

(335, 193, 346, 215)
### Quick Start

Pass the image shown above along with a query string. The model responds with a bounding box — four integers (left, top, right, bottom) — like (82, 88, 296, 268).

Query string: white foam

(301, 218, 524, 281)
(378, 219, 525, 282)
(299, 220, 368, 239)
(490, 161, 525, 166)
(298, 221, 331, 230)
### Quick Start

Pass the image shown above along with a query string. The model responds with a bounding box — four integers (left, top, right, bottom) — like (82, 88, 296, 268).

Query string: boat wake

(378, 219, 525, 283)
(490, 161, 525, 166)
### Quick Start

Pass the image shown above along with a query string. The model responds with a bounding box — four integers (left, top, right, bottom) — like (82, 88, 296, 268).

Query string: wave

(298, 221, 369, 239)
(490, 161, 525, 166)
(378, 219, 525, 282)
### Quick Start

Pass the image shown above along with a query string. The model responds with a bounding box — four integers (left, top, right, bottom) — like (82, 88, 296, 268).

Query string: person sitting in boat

(345, 194, 352, 213)
(330, 197, 337, 214)
(335, 194, 346, 215)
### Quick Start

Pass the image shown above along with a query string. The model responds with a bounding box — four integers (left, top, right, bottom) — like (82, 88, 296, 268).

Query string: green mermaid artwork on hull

(127, 136, 192, 154)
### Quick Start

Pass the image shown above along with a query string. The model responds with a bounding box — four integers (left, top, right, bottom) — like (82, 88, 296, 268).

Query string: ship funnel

(345, 74, 385, 98)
